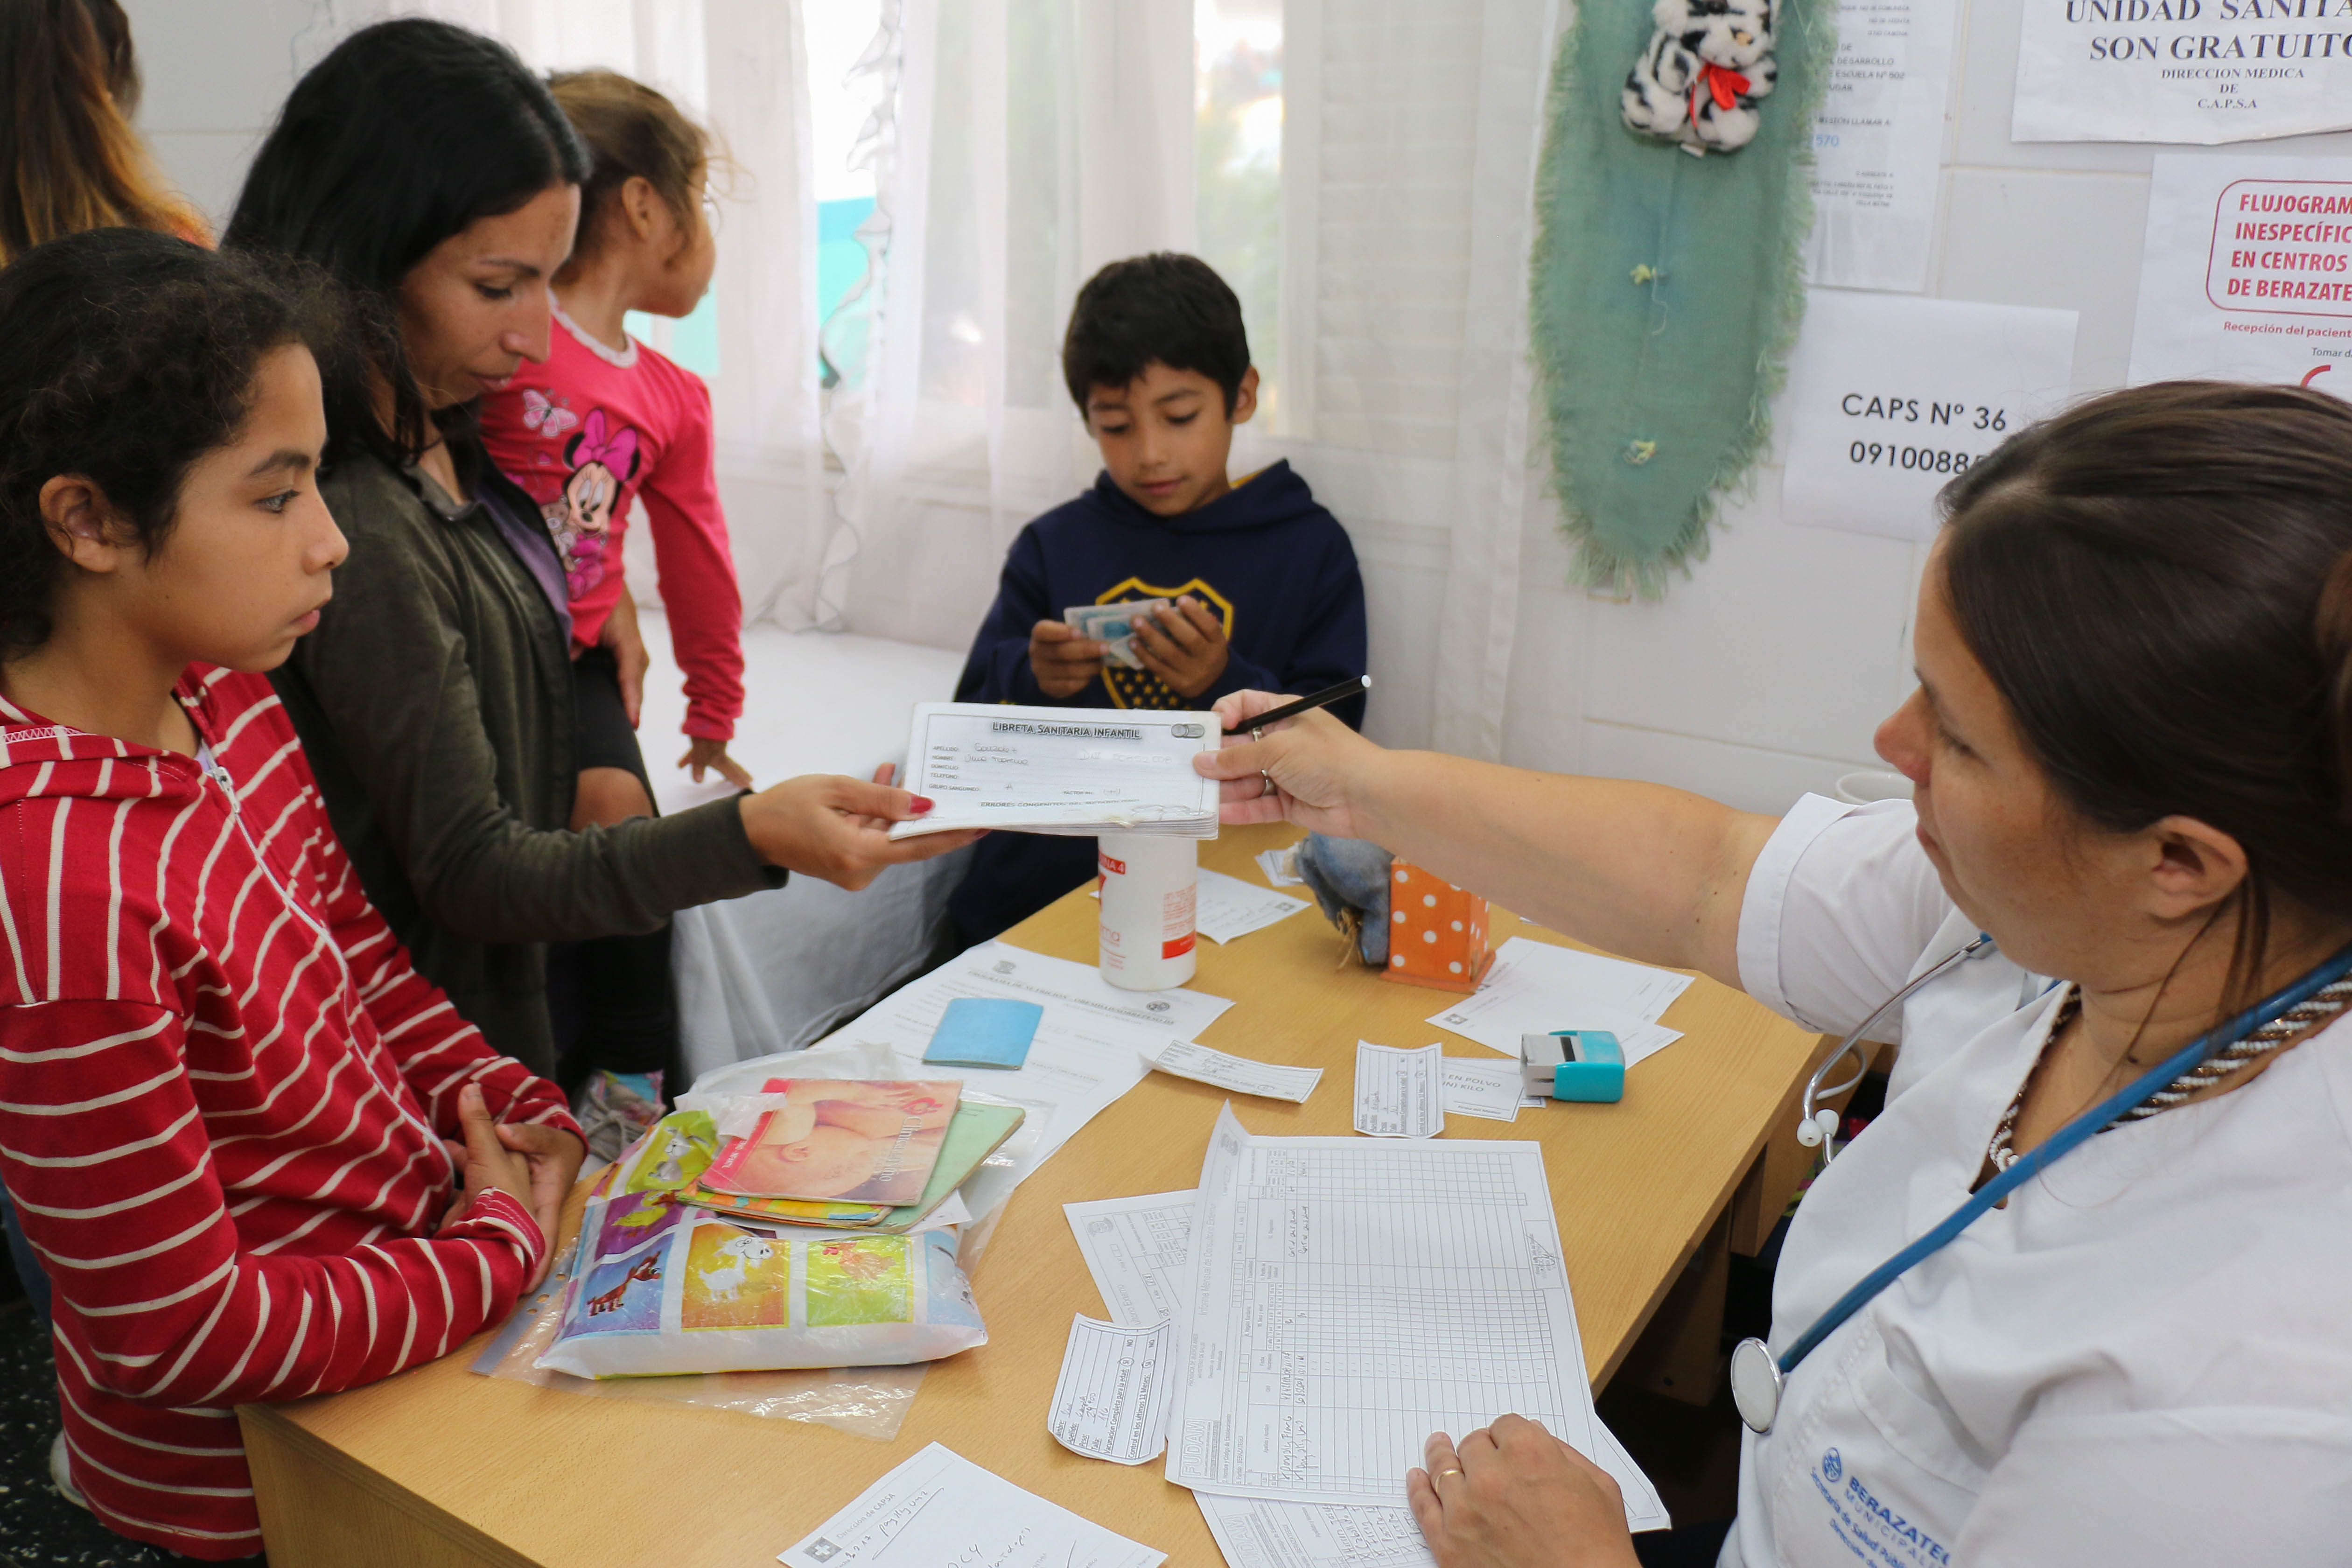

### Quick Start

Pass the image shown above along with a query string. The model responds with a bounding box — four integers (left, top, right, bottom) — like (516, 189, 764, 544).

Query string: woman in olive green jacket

(225, 21, 973, 1075)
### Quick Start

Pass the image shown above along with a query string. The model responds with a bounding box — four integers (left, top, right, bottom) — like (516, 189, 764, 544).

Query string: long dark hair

(0, 0, 201, 261)
(1939, 380, 2352, 1007)
(0, 229, 338, 656)
(223, 18, 587, 466)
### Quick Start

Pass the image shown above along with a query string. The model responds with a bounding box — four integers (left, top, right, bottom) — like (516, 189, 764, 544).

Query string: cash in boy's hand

(1061, 599, 1171, 668)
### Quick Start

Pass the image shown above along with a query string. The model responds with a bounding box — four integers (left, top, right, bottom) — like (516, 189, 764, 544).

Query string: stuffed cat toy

(1622, 0, 1778, 155)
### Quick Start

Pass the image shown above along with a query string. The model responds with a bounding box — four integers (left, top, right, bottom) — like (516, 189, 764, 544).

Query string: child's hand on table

(1134, 595, 1231, 699)
(438, 1085, 557, 1285)
(494, 1119, 588, 1287)
(1029, 618, 1106, 697)
(679, 736, 754, 789)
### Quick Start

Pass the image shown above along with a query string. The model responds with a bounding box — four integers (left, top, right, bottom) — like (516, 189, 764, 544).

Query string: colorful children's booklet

(680, 1099, 1027, 1232)
(699, 1079, 961, 1207)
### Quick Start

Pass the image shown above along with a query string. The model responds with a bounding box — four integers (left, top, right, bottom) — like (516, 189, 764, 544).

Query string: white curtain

(818, 0, 1561, 756)
(1224, 0, 1561, 756)
(815, 0, 1197, 646)
(328, 0, 831, 627)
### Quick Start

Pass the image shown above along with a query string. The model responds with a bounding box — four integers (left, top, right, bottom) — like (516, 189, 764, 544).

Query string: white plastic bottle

(1097, 834, 1198, 990)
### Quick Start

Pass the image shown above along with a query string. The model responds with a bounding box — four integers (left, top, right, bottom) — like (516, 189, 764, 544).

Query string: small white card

(1048, 1315, 1179, 1465)
(1440, 1056, 1524, 1123)
(1427, 938, 1689, 1068)
(1353, 1041, 1444, 1138)
(1065, 1189, 1197, 1326)
(1091, 867, 1311, 945)
(1196, 868, 1312, 944)
(1780, 290, 2079, 542)
(778, 1442, 1165, 1567)
(1256, 845, 1305, 887)
(1144, 1040, 1323, 1103)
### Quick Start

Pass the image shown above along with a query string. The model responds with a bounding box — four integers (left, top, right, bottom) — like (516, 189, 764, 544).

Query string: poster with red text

(2128, 154, 2352, 399)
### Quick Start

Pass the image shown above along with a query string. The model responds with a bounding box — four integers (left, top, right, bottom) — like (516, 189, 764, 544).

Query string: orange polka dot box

(1381, 862, 1495, 993)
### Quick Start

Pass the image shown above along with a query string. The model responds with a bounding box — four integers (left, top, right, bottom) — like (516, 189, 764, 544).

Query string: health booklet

(887, 701, 1221, 839)
(699, 1079, 962, 1207)
(678, 1100, 1028, 1234)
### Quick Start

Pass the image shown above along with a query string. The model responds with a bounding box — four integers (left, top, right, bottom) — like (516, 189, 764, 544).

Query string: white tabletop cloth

(1724, 795, 2352, 1567)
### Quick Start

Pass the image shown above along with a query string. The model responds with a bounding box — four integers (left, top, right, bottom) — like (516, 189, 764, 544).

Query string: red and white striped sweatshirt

(0, 667, 581, 1560)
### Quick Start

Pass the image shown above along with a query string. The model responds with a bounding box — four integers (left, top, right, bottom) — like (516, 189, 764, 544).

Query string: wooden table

(241, 823, 1824, 1567)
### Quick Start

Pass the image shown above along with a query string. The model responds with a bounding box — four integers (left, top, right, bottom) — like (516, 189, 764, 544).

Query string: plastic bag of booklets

(533, 1108, 988, 1379)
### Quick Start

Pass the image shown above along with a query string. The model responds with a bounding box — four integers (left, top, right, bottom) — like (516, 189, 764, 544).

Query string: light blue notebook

(922, 996, 1044, 1069)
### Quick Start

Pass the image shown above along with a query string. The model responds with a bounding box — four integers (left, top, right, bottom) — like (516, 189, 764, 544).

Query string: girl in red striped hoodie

(0, 231, 586, 1560)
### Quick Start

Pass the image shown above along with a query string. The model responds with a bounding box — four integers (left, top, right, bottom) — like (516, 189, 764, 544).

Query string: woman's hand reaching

(737, 761, 982, 890)
(1407, 1417, 1643, 1568)
(1191, 688, 1387, 840)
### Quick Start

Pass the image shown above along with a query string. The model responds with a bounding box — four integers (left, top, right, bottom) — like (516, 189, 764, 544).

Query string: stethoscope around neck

(1737, 934, 2352, 1435)
(1794, 932, 1999, 1155)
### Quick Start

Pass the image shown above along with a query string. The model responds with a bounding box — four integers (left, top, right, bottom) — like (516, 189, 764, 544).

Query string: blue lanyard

(1774, 943, 2352, 1381)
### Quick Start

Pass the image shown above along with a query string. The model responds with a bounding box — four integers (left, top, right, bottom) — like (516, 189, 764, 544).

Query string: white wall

(123, 0, 324, 230)
(1479, 0, 2352, 814)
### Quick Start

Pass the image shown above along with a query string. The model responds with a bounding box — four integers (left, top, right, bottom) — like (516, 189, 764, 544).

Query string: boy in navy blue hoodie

(949, 253, 1368, 944)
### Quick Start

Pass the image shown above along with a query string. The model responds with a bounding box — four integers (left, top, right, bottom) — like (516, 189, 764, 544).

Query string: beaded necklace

(1986, 976, 2352, 1172)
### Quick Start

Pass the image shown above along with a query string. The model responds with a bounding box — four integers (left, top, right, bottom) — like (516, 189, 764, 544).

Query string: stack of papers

(1428, 937, 1694, 1070)
(1057, 1122, 1670, 1562)
(889, 702, 1221, 839)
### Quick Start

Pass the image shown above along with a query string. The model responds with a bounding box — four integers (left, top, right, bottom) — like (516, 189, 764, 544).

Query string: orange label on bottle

(1099, 851, 1127, 877)
(1162, 932, 1196, 959)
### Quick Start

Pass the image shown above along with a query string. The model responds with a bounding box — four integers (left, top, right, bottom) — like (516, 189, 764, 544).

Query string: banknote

(1062, 598, 1171, 668)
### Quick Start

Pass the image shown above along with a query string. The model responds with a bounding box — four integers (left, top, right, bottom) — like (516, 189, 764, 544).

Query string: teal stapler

(1520, 1030, 1625, 1103)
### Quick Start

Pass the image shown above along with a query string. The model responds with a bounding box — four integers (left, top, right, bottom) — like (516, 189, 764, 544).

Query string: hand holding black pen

(1220, 675, 1372, 736)
(1194, 681, 1382, 837)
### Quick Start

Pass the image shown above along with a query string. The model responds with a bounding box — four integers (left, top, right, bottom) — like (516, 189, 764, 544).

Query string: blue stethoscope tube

(1735, 939, 2352, 1434)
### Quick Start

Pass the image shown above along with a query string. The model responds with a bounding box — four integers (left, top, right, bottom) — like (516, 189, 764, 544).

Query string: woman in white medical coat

(1194, 381, 2352, 1568)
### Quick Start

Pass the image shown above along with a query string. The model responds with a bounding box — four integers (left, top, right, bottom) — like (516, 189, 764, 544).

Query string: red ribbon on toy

(1688, 61, 1752, 123)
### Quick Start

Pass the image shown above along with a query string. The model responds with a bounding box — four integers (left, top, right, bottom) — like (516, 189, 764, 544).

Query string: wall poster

(2013, 0, 2352, 143)
(1805, 0, 1961, 291)
(2128, 154, 2352, 396)
(1782, 290, 2080, 541)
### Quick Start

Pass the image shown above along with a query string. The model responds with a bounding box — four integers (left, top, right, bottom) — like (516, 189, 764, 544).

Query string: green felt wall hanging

(1530, 0, 1836, 597)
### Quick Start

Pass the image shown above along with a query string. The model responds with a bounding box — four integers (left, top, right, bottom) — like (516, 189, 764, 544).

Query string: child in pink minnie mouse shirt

(480, 70, 746, 1147)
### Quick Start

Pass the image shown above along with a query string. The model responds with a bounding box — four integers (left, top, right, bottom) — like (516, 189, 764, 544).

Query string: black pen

(1222, 675, 1373, 736)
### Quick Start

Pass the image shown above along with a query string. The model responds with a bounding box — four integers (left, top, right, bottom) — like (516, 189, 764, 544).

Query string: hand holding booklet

(889, 701, 1221, 838)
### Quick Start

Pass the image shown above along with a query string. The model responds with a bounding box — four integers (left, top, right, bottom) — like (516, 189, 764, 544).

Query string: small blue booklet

(922, 996, 1044, 1069)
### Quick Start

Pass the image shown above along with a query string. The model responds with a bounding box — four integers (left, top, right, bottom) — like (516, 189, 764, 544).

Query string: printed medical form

(889, 702, 1221, 838)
